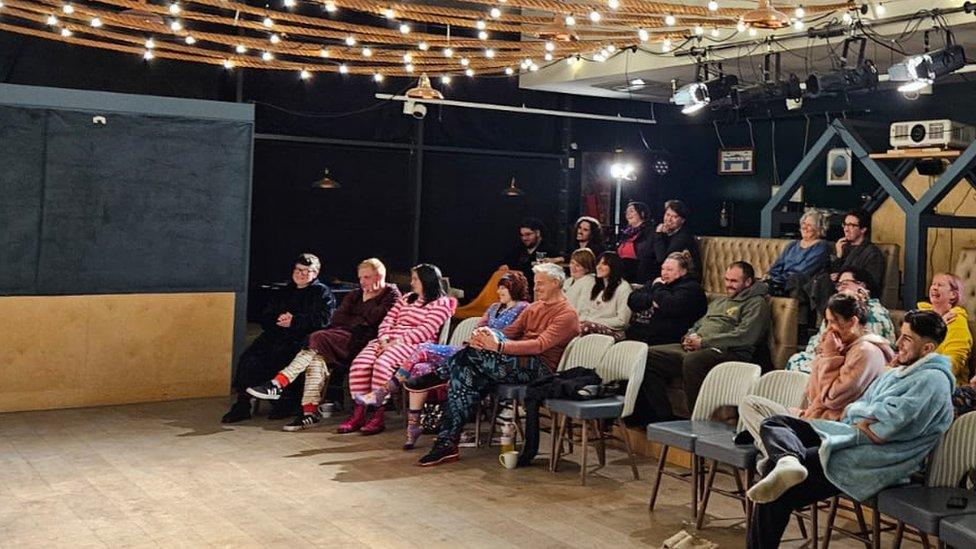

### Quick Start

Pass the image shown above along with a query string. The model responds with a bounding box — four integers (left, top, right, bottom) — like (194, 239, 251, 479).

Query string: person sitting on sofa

(648, 199, 701, 282)
(626, 250, 707, 345)
(786, 268, 896, 374)
(807, 210, 886, 318)
(576, 252, 633, 341)
(628, 261, 770, 426)
(616, 201, 655, 282)
(917, 273, 972, 387)
(239, 258, 399, 429)
(763, 210, 830, 297)
(221, 253, 335, 423)
(416, 263, 580, 467)
(739, 292, 892, 466)
(562, 248, 597, 311)
(746, 309, 955, 549)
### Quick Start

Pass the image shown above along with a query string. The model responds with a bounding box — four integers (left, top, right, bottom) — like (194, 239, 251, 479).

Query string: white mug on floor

(498, 451, 518, 469)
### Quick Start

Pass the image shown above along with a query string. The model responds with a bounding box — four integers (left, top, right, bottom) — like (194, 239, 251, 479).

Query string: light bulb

(235, 44, 247, 53)
(185, 35, 196, 44)
(566, 57, 574, 65)
(283, 0, 295, 6)
(374, 73, 384, 82)
(441, 75, 452, 84)
(300, 69, 311, 80)
(737, 19, 746, 32)
(339, 64, 348, 73)
(269, 33, 280, 44)
(638, 28, 649, 42)
(465, 68, 474, 77)
(842, 12, 853, 24)
(606, 44, 616, 52)
(169, 2, 181, 15)
(544, 52, 553, 61)
(478, 30, 488, 40)
(707, 0, 718, 11)
(399, 23, 410, 34)
(143, 50, 154, 60)
(608, 0, 619, 9)
(594, 53, 605, 62)
(47, 15, 58, 26)
(876, 3, 885, 15)
(662, 38, 672, 52)
(485, 48, 495, 58)
(170, 20, 183, 32)
(504, 67, 514, 75)
(223, 59, 235, 69)
(589, 10, 601, 22)
(262, 51, 273, 61)
(476, 19, 486, 30)
(749, 27, 757, 36)
(665, 14, 676, 25)
(405, 63, 415, 73)
(490, 7, 501, 18)
(460, 57, 469, 66)
(794, 6, 805, 18)
(710, 27, 719, 37)
(565, 15, 576, 26)
(383, 8, 394, 18)
(60, 28, 72, 37)
(90, 17, 102, 27)
(362, 47, 372, 57)
(694, 24, 704, 35)
(418, 41, 429, 50)
(62, 3, 73, 14)
(529, 63, 539, 71)
(345, 35, 356, 46)
(145, 38, 155, 48)
(545, 41, 555, 51)
(793, 19, 804, 30)
(320, 48, 330, 57)
(324, 1, 336, 12)
(403, 52, 413, 62)
(263, 16, 274, 27)
(443, 47, 454, 57)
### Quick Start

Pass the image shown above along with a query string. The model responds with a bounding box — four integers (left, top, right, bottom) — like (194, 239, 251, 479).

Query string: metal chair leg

(822, 496, 840, 549)
(648, 445, 669, 510)
(619, 420, 640, 480)
(691, 455, 700, 523)
(696, 460, 719, 529)
(580, 419, 589, 486)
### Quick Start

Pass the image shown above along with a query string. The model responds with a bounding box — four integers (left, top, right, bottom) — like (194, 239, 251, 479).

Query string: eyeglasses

(842, 222, 861, 228)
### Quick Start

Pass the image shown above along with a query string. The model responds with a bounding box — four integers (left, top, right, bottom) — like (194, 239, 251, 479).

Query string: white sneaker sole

(246, 387, 281, 400)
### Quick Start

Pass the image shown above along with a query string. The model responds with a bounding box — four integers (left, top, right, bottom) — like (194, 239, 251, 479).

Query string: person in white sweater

(578, 251, 633, 341)
(562, 248, 597, 311)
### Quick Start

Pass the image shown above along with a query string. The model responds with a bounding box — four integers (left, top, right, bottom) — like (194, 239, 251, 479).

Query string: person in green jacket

(628, 261, 771, 425)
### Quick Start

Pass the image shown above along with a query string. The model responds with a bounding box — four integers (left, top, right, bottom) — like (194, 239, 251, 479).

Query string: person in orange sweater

(417, 262, 580, 467)
(739, 292, 892, 465)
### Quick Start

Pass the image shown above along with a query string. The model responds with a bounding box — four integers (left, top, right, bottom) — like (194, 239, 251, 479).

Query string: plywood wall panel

(0, 293, 233, 412)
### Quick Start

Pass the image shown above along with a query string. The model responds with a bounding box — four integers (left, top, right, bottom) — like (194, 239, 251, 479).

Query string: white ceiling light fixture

(665, 14, 676, 26)
(490, 7, 501, 18)
(589, 10, 601, 22)
(638, 28, 649, 42)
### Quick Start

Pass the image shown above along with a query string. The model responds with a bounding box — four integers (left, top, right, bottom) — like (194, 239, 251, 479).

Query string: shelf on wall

(868, 148, 964, 160)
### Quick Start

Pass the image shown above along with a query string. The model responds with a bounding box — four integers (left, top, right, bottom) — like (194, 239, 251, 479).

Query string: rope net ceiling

(0, 0, 853, 77)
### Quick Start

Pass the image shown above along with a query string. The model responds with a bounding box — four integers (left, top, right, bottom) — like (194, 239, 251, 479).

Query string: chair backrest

(447, 317, 481, 347)
(741, 370, 810, 430)
(594, 340, 648, 418)
(437, 318, 452, 345)
(556, 334, 615, 372)
(691, 361, 762, 421)
(926, 411, 976, 488)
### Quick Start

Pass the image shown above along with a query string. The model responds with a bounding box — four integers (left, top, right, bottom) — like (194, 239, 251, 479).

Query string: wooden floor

(0, 398, 892, 548)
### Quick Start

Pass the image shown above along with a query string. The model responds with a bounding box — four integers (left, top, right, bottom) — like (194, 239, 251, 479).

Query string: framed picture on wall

(718, 148, 755, 175)
(827, 148, 853, 186)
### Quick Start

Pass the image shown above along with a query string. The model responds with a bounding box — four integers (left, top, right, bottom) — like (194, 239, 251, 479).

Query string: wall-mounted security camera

(402, 100, 427, 120)
(92, 115, 107, 125)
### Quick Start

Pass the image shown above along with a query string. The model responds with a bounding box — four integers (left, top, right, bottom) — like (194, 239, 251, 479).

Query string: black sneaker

(282, 413, 322, 432)
(246, 382, 282, 401)
(221, 399, 251, 423)
(404, 373, 447, 393)
(418, 441, 460, 467)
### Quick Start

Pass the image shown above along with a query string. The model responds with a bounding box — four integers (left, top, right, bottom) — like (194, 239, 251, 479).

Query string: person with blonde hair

(764, 210, 830, 297)
(917, 272, 972, 386)
(562, 248, 597, 311)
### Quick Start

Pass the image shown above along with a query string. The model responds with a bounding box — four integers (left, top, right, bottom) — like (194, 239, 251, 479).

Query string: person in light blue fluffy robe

(745, 309, 955, 549)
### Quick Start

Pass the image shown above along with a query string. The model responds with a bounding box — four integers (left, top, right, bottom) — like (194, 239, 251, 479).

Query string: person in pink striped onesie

(338, 263, 457, 435)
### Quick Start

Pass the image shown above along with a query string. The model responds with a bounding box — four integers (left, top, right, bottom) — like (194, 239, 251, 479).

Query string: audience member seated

(562, 248, 597, 311)
(953, 374, 976, 417)
(240, 258, 399, 430)
(628, 261, 770, 426)
(501, 217, 555, 285)
(221, 253, 335, 423)
(360, 272, 530, 450)
(616, 201, 655, 282)
(739, 293, 891, 465)
(626, 251, 706, 345)
(786, 268, 896, 374)
(550, 216, 606, 264)
(917, 273, 973, 386)
(576, 252, 632, 341)
(807, 210, 886, 318)
(746, 310, 955, 549)
(649, 199, 702, 282)
(416, 263, 580, 467)
(762, 210, 830, 297)
(333, 264, 456, 436)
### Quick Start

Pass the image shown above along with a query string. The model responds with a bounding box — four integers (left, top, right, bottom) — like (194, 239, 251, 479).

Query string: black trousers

(629, 343, 751, 425)
(747, 415, 841, 549)
(232, 332, 305, 411)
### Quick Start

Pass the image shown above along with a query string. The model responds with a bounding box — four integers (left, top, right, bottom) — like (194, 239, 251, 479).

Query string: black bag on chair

(518, 367, 604, 467)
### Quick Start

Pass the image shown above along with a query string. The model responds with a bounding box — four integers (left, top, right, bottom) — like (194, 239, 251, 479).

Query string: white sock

(746, 456, 808, 504)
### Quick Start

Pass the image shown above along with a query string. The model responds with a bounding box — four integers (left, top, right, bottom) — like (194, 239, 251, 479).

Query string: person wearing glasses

(500, 218, 555, 287)
(786, 268, 895, 374)
(807, 210, 886, 321)
(221, 253, 335, 423)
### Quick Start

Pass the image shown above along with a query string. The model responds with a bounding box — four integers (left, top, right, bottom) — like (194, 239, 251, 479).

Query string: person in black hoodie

(627, 250, 707, 345)
(221, 253, 335, 422)
(648, 199, 701, 281)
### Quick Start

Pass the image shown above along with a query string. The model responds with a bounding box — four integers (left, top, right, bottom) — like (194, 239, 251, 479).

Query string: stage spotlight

(734, 74, 802, 109)
(671, 75, 738, 115)
(804, 61, 878, 97)
(887, 44, 966, 92)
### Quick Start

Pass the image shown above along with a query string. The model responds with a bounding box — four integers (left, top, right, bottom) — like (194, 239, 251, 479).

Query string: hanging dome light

(311, 169, 340, 189)
(502, 177, 524, 197)
(741, 0, 791, 29)
(405, 73, 444, 99)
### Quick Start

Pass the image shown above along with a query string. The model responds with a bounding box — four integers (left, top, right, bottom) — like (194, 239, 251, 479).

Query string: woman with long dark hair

(338, 263, 456, 436)
(577, 252, 633, 341)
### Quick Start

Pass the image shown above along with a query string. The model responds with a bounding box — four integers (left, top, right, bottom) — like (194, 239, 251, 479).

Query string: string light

(339, 63, 348, 73)
(608, 0, 619, 9)
(262, 51, 273, 61)
(736, 19, 746, 32)
(478, 30, 488, 40)
(466, 68, 474, 76)
(374, 72, 384, 82)
(263, 16, 274, 27)
(418, 41, 429, 51)
(345, 35, 356, 46)
(476, 19, 486, 30)
(589, 10, 601, 22)
(269, 33, 281, 44)
(707, 0, 718, 11)
(460, 57, 469, 66)
(90, 17, 102, 27)
(399, 23, 411, 34)
(61, 3, 73, 14)
(235, 44, 247, 53)
(504, 67, 514, 75)
(168, 2, 180, 15)
(485, 48, 495, 58)
(594, 53, 606, 62)
(170, 20, 183, 32)
(694, 24, 704, 35)
(319, 48, 330, 57)
(794, 6, 805, 18)
(383, 7, 394, 18)
(223, 59, 235, 69)
(793, 19, 805, 30)
(403, 52, 413, 63)
(324, 1, 337, 12)
(405, 63, 415, 72)
(606, 44, 616, 52)
(60, 28, 72, 37)
(842, 12, 853, 24)
(544, 52, 553, 61)
(529, 63, 539, 71)
(876, 3, 886, 15)
(46, 15, 59, 26)
(145, 38, 155, 48)
(441, 75, 452, 84)
(710, 27, 720, 37)
(283, 0, 296, 7)
(443, 47, 454, 57)
(638, 28, 649, 42)
(545, 41, 555, 52)
(300, 69, 311, 79)
(665, 14, 676, 26)
(362, 47, 373, 56)
(143, 50, 154, 60)
(662, 38, 672, 52)
(490, 7, 501, 18)
(749, 27, 757, 36)
(185, 35, 196, 44)
(565, 15, 576, 26)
